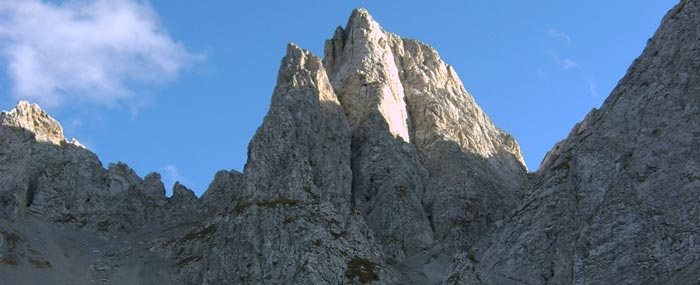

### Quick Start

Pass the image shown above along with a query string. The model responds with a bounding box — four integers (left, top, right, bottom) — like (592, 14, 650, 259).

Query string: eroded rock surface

(324, 10, 527, 266)
(1, 101, 65, 145)
(0, 2, 698, 284)
(157, 44, 396, 284)
(446, 1, 700, 284)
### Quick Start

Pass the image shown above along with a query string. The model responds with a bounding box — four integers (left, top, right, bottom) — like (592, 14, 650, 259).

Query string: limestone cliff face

(0, 2, 697, 284)
(0, 100, 198, 284)
(324, 10, 435, 259)
(0, 101, 65, 145)
(446, 1, 700, 284)
(157, 44, 395, 284)
(324, 9, 527, 262)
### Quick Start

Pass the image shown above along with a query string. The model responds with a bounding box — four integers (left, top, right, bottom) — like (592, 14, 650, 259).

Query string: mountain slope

(323, 10, 527, 265)
(446, 0, 700, 284)
(0, 2, 697, 284)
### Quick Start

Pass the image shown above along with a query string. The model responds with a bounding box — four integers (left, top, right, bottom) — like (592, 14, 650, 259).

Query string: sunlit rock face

(324, 9, 435, 260)
(324, 9, 527, 263)
(143, 44, 398, 284)
(1, 101, 65, 145)
(324, 10, 411, 144)
(1, 1, 698, 284)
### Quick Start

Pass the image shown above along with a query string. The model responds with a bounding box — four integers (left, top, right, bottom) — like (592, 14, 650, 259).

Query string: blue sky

(0, 1, 676, 195)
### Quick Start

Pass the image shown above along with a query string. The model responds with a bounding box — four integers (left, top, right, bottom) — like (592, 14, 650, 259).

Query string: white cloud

(548, 28, 572, 44)
(560, 58, 579, 70)
(164, 165, 183, 181)
(547, 53, 599, 97)
(588, 77, 598, 97)
(0, 0, 202, 108)
(551, 53, 580, 71)
(163, 164, 186, 196)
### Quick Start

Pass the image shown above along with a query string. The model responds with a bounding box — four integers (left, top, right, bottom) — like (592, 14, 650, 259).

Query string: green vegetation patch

(255, 198, 299, 208)
(345, 257, 379, 283)
(233, 197, 300, 214)
(0, 255, 18, 266)
(303, 185, 319, 202)
(175, 255, 203, 267)
(96, 220, 111, 232)
(28, 257, 52, 268)
(330, 230, 347, 240)
(181, 224, 217, 242)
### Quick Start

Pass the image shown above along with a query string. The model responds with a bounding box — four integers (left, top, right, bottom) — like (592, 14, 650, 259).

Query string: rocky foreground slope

(0, 1, 698, 284)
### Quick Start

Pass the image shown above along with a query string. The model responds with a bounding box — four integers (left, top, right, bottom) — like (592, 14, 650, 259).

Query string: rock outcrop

(0, 2, 698, 284)
(0, 101, 65, 145)
(324, 10, 436, 260)
(157, 43, 396, 284)
(323, 10, 527, 266)
(446, 1, 700, 284)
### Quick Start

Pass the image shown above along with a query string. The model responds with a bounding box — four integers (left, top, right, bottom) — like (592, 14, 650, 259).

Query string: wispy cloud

(0, 0, 203, 108)
(547, 52, 600, 97)
(561, 58, 579, 70)
(163, 164, 186, 195)
(548, 28, 572, 44)
(551, 53, 580, 71)
(588, 77, 598, 97)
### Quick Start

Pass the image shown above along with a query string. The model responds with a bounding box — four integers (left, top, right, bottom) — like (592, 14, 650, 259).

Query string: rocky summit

(0, 1, 698, 284)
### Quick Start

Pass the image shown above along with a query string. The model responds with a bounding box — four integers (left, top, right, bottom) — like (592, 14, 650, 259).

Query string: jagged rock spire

(324, 8, 412, 143)
(1, 101, 65, 145)
(324, 8, 435, 259)
(242, 43, 354, 208)
(168, 43, 396, 284)
(323, 8, 526, 266)
(1, 3, 693, 284)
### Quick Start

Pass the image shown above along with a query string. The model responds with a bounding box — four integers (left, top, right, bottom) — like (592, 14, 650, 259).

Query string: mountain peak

(340, 7, 385, 47)
(1, 100, 65, 145)
(0, 4, 694, 284)
(285, 42, 306, 57)
(283, 42, 322, 71)
(348, 8, 376, 28)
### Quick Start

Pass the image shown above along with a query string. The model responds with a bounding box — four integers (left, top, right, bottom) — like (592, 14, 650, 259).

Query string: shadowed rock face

(173, 43, 393, 284)
(446, 0, 700, 284)
(324, 9, 527, 262)
(0, 2, 698, 284)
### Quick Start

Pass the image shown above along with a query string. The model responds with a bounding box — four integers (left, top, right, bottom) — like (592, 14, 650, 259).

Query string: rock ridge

(446, 0, 700, 284)
(0, 2, 697, 284)
(1, 101, 66, 145)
